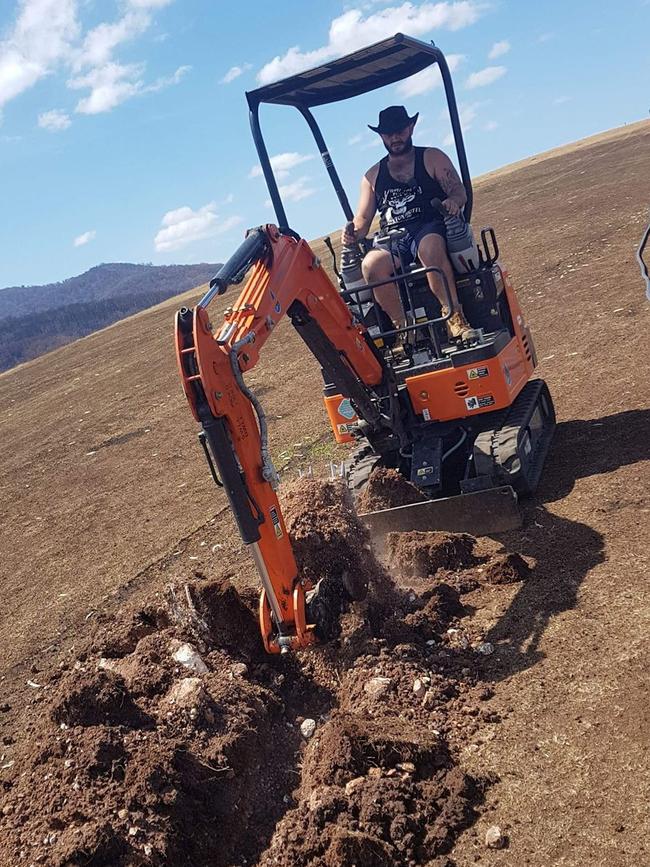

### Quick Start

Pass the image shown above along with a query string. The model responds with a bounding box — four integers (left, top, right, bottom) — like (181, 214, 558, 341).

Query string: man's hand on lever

(341, 220, 357, 247)
(441, 197, 461, 217)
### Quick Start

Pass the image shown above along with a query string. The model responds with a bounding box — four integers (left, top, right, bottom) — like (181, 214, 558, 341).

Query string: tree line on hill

(0, 263, 221, 372)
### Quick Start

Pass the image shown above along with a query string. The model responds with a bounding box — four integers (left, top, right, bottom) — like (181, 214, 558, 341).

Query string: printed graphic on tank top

(375, 147, 446, 231)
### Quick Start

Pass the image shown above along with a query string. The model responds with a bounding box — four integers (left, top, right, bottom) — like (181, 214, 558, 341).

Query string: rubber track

(344, 443, 382, 502)
(486, 379, 556, 496)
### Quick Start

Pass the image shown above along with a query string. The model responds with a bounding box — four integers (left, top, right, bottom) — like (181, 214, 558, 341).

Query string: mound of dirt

(0, 577, 294, 867)
(282, 478, 380, 603)
(261, 713, 481, 866)
(481, 552, 531, 585)
(0, 480, 496, 867)
(357, 467, 426, 512)
(387, 531, 477, 579)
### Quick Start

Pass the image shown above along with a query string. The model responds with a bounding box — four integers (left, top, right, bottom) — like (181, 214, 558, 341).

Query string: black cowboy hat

(368, 105, 419, 134)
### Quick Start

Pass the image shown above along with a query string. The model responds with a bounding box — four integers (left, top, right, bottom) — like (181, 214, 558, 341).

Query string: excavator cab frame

(245, 33, 473, 232)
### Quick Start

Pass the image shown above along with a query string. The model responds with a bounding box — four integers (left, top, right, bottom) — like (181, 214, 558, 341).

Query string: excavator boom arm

(175, 225, 387, 652)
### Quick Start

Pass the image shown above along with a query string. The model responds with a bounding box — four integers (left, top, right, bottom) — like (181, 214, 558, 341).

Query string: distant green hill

(0, 262, 221, 371)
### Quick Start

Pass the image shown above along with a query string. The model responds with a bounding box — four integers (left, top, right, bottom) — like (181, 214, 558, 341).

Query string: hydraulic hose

(229, 333, 279, 489)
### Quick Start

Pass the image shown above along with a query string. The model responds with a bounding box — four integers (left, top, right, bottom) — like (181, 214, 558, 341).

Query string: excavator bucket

(358, 485, 521, 555)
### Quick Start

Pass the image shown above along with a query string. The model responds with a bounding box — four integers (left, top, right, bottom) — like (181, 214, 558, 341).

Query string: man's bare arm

(342, 171, 377, 245)
(426, 149, 467, 216)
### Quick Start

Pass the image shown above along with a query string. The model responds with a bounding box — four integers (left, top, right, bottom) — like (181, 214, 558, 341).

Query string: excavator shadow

(476, 407, 650, 681)
(479, 506, 603, 681)
(540, 407, 650, 502)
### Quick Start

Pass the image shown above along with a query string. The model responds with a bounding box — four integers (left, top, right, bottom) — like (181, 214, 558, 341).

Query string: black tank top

(374, 146, 446, 230)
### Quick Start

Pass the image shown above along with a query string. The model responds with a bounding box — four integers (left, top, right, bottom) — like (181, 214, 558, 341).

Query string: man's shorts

(373, 219, 446, 262)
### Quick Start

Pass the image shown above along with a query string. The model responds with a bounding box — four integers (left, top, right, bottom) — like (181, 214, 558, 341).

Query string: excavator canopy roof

(245, 33, 471, 227)
(246, 33, 439, 108)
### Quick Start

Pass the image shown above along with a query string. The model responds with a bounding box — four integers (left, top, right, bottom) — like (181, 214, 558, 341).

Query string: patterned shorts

(373, 219, 446, 262)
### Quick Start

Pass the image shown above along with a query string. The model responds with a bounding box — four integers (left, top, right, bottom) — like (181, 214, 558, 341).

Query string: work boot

(444, 308, 473, 340)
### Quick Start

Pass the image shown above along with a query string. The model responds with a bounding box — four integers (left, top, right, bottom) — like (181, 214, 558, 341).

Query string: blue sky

(1, 0, 648, 288)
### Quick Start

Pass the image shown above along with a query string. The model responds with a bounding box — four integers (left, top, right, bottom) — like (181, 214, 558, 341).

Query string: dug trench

(0, 479, 533, 866)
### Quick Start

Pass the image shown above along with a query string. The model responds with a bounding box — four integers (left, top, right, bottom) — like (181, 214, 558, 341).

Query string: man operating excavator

(342, 105, 472, 339)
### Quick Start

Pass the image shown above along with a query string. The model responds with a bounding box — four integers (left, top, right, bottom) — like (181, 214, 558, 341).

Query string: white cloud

(73, 229, 96, 246)
(348, 133, 363, 145)
(538, 32, 555, 43)
(396, 53, 464, 97)
(38, 108, 71, 130)
(72, 11, 149, 72)
(361, 135, 383, 150)
(265, 177, 316, 207)
(249, 151, 314, 180)
(553, 95, 571, 105)
(0, 0, 184, 117)
(484, 119, 498, 131)
(68, 61, 188, 114)
(69, 62, 144, 114)
(279, 177, 316, 202)
(154, 203, 243, 252)
(145, 64, 191, 92)
(488, 40, 510, 59)
(465, 65, 506, 89)
(257, 2, 484, 84)
(220, 63, 251, 84)
(0, 0, 79, 109)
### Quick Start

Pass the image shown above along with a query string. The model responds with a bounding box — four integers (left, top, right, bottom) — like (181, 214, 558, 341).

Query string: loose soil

(0, 481, 524, 866)
(1, 121, 649, 865)
(358, 467, 426, 512)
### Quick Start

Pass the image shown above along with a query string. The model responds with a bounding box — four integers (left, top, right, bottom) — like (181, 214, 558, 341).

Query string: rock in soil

(475, 642, 495, 656)
(170, 640, 208, 674)
(485, 823, 506, 848)
(363, 676, 393, 698)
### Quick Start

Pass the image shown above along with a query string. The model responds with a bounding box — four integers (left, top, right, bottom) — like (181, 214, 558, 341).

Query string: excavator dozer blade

(359, 485, 521, 554)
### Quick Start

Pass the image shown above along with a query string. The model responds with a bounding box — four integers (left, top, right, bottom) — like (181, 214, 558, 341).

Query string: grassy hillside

(0, 262, 221, 371)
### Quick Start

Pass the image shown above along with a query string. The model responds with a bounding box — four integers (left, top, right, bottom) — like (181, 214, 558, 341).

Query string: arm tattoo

(439, 165, 466, 201)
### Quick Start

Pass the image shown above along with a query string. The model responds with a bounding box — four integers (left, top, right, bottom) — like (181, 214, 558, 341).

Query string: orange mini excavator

(175, 34, 555, 653)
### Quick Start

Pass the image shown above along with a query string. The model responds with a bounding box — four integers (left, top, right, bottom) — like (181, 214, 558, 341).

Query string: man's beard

(385, 135, 413, 156)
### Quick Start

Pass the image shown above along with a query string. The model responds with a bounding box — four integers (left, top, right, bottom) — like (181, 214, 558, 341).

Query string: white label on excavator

(422, 408, 431, 421)
(269, 506, 283, 538)
(465, 395, 495, 411)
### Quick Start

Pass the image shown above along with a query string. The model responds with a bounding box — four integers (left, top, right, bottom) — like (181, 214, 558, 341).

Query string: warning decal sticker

(465, 394, 496, 411)
(337, 398, 357, 420)
(467, 365, 489, 380)
(269, 506, 283, 538)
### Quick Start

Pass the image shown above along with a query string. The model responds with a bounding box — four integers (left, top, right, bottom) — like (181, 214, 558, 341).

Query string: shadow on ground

(479, 407, 650, 681)
(541, 408, 650, 502)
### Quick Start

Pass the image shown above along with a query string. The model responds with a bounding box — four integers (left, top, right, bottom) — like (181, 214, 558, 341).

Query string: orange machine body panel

(405, 265, 537, 423)
(324, 393, 359, 443)
(405, 334, 530, 421)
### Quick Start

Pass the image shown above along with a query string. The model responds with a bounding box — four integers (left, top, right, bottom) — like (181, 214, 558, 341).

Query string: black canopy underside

(246, 34, 440, 109)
